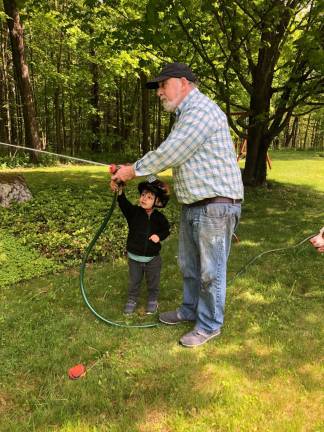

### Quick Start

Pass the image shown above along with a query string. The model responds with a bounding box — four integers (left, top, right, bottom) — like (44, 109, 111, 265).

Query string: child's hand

(110, 180, 119, 192)
(149, 234, 160, 243)
(110, 180, 124, 195)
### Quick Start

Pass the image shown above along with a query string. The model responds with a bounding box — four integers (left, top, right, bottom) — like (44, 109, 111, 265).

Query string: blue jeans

(178, 203, 241, 333)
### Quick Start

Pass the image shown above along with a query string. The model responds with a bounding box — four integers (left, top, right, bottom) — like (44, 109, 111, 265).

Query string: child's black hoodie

(117, 192, 170, 257)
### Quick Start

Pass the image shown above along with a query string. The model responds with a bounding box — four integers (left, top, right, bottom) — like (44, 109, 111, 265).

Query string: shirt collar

(175, 88, 199, 116)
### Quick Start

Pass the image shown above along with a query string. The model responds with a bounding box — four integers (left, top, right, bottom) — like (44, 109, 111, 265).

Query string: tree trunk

(9, 81, 18, 146)
(44, 79, 49, 148)
(284, 117, 291, 148)
(310, 119, 317, 149)
(89, 47, 101, 152)
(0, 22, 10, 145)
(290, 117, 299, 149)
(303, 115, 311, 149)
(105, 94, 112, 137)
(242, 8, 289, 187)
(69, 93, 74, 155)
(61, 97, 66, 152)
(3, 0, 41, 162)
(119, 84, 125, 142)
(54, 88, 62, 153)
(113, 87, 121, 152)
(150, 95, 156, 150)
(54, 31, 63, 153)
(124, 80, 138, 142)
(140, 71, 150, 155)
(155, 98, 162, 149)
(243, 132, 270, 186)
(243, 69, 272, 186)
(0, 64, 6, 144)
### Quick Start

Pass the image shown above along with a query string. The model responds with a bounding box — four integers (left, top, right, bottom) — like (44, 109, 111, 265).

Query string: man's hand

(111, 164, 136, 183)
(149, 234, 160, 243)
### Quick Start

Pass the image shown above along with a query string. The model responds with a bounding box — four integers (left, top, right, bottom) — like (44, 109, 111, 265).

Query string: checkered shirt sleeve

(134, 89, 244, 203)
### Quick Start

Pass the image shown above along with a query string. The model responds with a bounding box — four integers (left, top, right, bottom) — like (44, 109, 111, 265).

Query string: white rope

(0, 141, 109, 167)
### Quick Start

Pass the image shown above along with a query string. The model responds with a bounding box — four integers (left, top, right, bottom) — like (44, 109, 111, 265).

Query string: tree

(3, 0, 41, 161)
(144, 0, 324, 185)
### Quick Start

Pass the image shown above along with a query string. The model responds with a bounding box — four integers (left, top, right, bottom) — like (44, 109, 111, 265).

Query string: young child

(117, 177, 170, 314)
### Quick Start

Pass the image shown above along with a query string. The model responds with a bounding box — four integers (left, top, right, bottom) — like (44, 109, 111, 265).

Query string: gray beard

(162, 99, 177, 112)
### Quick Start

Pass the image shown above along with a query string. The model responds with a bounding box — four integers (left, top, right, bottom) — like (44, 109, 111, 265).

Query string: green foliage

(0, 154, 60, 168)
(0, 179, 123, 265)
(142, 0, 323, 140)
(294, 5, 324, 76)
(0, 166, 178, 287)
(0, 10, 8, 22)
(0, 230, 60, 287)
(0, 154, 31, 169)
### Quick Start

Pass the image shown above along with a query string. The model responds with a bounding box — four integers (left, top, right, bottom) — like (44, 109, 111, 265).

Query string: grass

(0, 150, 323, 431)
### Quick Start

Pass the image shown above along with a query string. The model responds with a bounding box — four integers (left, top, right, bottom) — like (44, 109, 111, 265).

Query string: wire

(0, 141, 108, 167)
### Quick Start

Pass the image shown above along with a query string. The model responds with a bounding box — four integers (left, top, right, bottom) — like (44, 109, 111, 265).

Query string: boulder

(0, 174, 33, 208)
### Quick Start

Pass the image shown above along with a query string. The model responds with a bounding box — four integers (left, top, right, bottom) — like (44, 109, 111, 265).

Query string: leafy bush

(0, 154, 31, 168)
(0, 153, 61, 168)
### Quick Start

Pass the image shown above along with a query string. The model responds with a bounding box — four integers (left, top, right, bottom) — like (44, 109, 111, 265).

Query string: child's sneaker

(146, 300, 158, 315)
(124, 300, 137, 314)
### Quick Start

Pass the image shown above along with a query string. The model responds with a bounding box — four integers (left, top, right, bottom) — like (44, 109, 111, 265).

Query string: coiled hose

(80, 191, 158, 328)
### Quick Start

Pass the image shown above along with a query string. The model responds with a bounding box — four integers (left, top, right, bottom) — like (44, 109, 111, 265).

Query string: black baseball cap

(146, 62, 197, 89)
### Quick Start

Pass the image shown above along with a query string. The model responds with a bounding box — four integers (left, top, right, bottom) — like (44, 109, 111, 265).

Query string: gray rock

(0, 174, 33, 207)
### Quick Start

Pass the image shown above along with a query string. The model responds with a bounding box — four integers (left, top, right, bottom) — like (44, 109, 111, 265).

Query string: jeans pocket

(203, 203, 228, 219)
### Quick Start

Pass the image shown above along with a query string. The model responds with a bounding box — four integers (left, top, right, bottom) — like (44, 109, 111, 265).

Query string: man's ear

(180, 77, 188, 88)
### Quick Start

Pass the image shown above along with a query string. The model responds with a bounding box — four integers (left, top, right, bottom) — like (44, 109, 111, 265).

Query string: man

(111, 62, 244, 347)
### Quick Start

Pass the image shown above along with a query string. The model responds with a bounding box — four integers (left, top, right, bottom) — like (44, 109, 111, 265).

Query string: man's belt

(186, 196, 242, 207)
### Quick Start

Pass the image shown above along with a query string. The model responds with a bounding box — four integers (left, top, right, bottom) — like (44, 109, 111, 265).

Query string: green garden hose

(227, 232, 317, 285)
(80, 191, 317, 328)
(79, 191, 159, 328)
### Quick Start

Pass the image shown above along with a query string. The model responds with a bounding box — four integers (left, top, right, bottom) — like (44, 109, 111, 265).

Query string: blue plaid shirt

(134, 88, 244, 204)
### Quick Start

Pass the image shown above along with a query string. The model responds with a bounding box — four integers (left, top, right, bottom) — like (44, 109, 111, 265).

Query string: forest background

(0, 0, 323, 186)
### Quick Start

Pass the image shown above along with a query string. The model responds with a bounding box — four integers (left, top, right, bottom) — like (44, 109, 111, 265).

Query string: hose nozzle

(109, 164, 124, 188)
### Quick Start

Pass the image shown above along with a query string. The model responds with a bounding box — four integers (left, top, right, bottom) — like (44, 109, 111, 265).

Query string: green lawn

(0, 151, 323, 431)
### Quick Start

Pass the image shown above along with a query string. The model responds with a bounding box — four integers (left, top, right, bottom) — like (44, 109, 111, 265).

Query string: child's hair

(137, 178, 170, 208)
